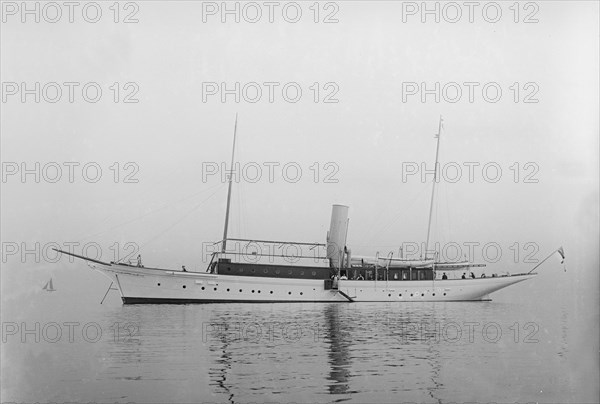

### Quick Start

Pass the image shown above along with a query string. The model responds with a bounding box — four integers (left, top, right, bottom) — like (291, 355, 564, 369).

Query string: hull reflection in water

(324, 304, 353, 395)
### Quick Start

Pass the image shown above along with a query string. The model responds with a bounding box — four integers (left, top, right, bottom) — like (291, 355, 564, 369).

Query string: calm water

(2, 284, 596, 403)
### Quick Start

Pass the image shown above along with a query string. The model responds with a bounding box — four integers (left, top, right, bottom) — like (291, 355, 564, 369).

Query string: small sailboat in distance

(43, 278, 56, 292)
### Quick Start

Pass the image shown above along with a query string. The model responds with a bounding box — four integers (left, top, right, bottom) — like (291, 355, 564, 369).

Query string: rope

(75, 182, 225, 242)
(135, 184, 226, 252)
(78, 163, 203, 238)
(361, 183, 430, 249)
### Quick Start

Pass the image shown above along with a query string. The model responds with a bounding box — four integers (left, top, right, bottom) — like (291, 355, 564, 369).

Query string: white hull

(336, 276, 532, 302)
(90, 263, 535, 303)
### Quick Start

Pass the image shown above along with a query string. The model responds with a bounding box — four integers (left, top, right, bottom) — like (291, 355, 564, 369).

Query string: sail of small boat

(43, 278, 56, 292)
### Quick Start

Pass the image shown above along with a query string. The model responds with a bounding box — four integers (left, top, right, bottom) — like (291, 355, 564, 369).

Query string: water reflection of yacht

(323, 303, 446, 400)
(324, 304, 352, 395)
(207, 324, 235, 404)
(199, 302, 458, 401)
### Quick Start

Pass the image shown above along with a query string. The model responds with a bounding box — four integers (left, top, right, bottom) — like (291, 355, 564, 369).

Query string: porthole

(432, 293, 435, 296)
(421, 293, 424, 297)
(399, 293, 402, 297)
(410, 293, 413, 297)
(252, 290, 255, 293)
(258, 290, 261, 293)
(443, 293, 447, 296)
(227, 288, 230, 292)
(214, 287, 217, 291)
(312, 271, 316, 276)
(300, 292, 303, 295)
(388, 294, 391, 297)
(201, 287, 205, 290)
(183, 285, 186, 289)
(270, 291, 273, 294)
(239, 289, 243, 292)
(288, 292, 291, 295)
(157, 283, 161, 286)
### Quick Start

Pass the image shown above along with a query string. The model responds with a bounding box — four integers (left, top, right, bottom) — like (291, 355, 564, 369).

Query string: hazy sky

(1, 2, 598, 305)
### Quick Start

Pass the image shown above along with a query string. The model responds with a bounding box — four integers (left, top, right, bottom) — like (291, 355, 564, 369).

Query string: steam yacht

(56, 116, 538, 303)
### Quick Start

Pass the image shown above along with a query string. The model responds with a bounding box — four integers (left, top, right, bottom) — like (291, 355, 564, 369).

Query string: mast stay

(221, 113, 238, 253)
(424, 115, 443, 260)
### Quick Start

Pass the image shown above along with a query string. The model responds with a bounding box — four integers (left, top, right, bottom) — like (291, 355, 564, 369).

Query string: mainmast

(424, 115, 443, 260)
(221, 113, 238, 253)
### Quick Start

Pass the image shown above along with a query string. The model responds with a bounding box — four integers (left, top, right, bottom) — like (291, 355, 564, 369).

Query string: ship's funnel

(327, 204, 349, 269)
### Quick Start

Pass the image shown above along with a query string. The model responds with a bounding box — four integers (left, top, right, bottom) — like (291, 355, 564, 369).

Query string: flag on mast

(527, 246, 567, 274)
(557, 246, 565, 264)
(434, 116, 444, 138)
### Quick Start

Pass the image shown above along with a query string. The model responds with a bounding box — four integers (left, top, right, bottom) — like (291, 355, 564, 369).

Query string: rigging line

(238, 135, 248, 239)
(443, 182, 453, 252)
(433, 181, 440, 257)
(433, 178, 445, 259)
(240, 176, 248, 239)
(363, 188, 422, 246)
(75, 182, 225, 242)
(243, 175, 249, 238)
(221, 114, 238, 253)
(236, 172, 242, 238)
(86, 162, 202, 231)
(242, 184, 248, 239)
(434, 180, 449, 255)
(363, 183, 431, 247)
(137, 184, 225, 251)
(236, 131, 243, 239)
(240, 179, 246, 239)
(76, 182, 224, 242)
